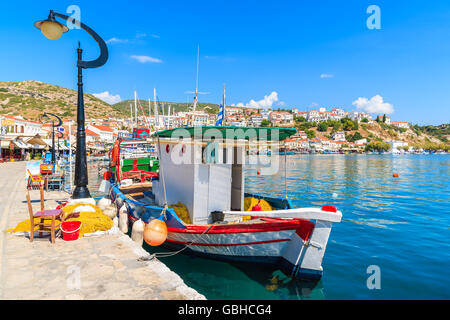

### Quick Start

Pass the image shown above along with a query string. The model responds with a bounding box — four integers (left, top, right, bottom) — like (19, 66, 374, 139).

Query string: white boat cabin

(152, 126, 296, 224)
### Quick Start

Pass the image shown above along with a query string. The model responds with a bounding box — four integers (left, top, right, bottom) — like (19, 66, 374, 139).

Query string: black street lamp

(56, 131, 64, 160)
(35, 10, 108, 199)
(42, 112, 62, 164)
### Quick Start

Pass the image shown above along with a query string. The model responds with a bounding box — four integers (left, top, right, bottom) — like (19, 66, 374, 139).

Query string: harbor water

(85, 155, 450, 300)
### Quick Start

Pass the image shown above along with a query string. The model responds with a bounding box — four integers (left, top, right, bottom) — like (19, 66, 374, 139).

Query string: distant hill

(112, 100, 221, 116)
(411, 123, 450, 142)
(0, 80, 121, 120)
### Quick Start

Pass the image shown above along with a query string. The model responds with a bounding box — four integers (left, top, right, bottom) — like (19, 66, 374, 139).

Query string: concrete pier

(0, 161, 205, 300)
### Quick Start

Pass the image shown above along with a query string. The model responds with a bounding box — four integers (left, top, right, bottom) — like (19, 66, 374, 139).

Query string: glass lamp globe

(40, 21, 64, 40)
(34, 20, 69, 40)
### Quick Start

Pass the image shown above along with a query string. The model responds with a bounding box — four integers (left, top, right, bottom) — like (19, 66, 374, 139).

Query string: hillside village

(0, 81, 449, 160)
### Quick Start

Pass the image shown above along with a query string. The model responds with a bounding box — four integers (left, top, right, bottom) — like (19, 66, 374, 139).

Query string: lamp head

(34, 13, 68, 40)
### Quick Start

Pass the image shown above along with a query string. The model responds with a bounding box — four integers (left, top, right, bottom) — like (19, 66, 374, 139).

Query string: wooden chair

(26, 185, 63, 243)
(27, 169, 45, 190)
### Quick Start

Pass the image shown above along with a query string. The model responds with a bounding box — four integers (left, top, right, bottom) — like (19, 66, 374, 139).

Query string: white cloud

(235, 92, 279, 109)
(106, 37, 128, 44)
(320, 73, 334, 79)
(352, 95, 394, 114)
(93, 91, 122, 105)
(150, 34, 160, 39)
(130, 55, 163, 63)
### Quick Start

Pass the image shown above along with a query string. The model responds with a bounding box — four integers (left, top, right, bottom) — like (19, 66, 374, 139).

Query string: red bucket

(60, 221, 82, 241)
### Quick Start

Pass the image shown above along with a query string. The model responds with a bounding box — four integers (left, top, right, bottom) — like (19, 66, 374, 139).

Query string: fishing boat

(108, 126, 342, 280)
(109, 131, 159, 184)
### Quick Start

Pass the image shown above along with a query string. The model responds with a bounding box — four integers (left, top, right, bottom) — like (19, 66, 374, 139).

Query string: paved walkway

(0, 161, 205, 300)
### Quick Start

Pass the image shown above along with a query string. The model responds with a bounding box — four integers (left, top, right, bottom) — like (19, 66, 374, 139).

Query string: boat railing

(118, 132, 145, 140)
(222, 207, 342, 223)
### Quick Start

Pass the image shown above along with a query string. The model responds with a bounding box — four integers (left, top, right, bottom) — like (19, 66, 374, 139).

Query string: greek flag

(216, 104, 224, 126)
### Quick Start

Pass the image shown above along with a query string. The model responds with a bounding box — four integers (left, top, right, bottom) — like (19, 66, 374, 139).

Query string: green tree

(362, 118, 369, 123)
(383, 114, 386, 123)
(260, 119, 271, 127)
(343, 120, 355, 131)
(305, 129, 315, 139)
(318, 122, 328, 132)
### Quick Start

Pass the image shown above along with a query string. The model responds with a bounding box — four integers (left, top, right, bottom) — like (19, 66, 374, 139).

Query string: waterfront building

(0, 115, 42, 136)
(389, 140, 409, 153)
(332, 131, 346, 142)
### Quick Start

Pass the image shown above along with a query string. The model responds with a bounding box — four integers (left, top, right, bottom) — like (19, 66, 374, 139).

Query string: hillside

(112, 100, 220, 116)
(0, 80, 121, 120)
(297, 119, 446, 146)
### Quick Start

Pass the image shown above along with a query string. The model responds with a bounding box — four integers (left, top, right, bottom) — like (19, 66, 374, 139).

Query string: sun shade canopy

(154, 126, 297, 141)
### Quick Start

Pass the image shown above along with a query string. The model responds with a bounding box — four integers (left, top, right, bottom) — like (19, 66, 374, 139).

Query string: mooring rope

(142, 224, 216, 260)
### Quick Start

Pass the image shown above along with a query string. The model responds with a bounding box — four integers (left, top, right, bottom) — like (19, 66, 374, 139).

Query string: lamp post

(42, 112, 62, 164)
(34, 10, 108, 199)
(56, 131, 64, 160)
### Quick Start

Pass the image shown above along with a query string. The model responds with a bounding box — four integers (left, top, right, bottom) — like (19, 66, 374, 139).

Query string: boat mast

(134, 90, 138, 127)
(148, 99, 152, 130)
(193, 44, 199, 113)
(153, 88, 158, 129)
(167, 105, 171, 128)
(129, 103, 133, 128)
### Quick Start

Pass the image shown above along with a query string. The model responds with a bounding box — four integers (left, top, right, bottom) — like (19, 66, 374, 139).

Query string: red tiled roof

(90, 125, 114, 132)
(85, 129, 100, 136)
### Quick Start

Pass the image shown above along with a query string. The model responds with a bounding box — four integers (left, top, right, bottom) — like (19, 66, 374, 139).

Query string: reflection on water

(84, 155, 450, 299)
(144, 242, 324, 300)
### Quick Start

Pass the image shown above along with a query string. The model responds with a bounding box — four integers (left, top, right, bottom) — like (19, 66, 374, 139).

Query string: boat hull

(110, 184, 327, 280)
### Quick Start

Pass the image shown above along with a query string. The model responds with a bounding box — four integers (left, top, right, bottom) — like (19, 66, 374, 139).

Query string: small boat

(109, 126, 342, 280)
(109, 130, 159, 183)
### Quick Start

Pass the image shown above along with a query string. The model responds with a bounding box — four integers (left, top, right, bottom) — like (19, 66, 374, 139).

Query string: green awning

(154, 126, 297, 141)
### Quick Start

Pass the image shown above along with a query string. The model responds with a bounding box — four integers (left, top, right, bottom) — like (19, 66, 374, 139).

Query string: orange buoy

(257, 170, 261, 176)
(144, 219, 168, 246)
(393, 173, 399, 178)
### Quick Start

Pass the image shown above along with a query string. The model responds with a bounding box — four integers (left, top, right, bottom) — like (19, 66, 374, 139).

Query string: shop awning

(1, 140, 12, 149)
(13, 140, 32, 149)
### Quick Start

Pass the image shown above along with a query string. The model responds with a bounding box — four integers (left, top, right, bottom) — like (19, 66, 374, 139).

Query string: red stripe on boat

(166, 238, 291, 247)
(168, 219, 315, 241)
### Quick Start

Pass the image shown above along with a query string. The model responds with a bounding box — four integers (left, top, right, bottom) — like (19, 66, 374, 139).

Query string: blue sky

(1, 0, 450, 125)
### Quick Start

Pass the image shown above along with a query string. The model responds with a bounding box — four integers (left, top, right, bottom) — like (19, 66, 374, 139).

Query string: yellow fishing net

(166, 199, 272, 225)
(6, 203, 113, 238)
(244, 197, 273, 211)
(241, 197, 273, 221)
(169, 202, 191, 224)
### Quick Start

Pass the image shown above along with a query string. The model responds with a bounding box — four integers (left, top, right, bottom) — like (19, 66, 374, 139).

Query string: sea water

(88, 154, 450, 299)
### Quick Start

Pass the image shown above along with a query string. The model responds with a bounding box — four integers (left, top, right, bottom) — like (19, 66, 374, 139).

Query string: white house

(332, 131, 346, 142)
(389, 140, 408, 153)
(391, 121, 409, 129)
(86, 124, 115, 143)
(0, 115, 42, 136)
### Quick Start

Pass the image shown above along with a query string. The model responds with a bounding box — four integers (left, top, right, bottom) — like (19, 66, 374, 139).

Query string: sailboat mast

(134, 90, 138, 127)
(153, 88, 158, 129)
(193, 45, 199, 113)
(130, 103, 133, 127)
